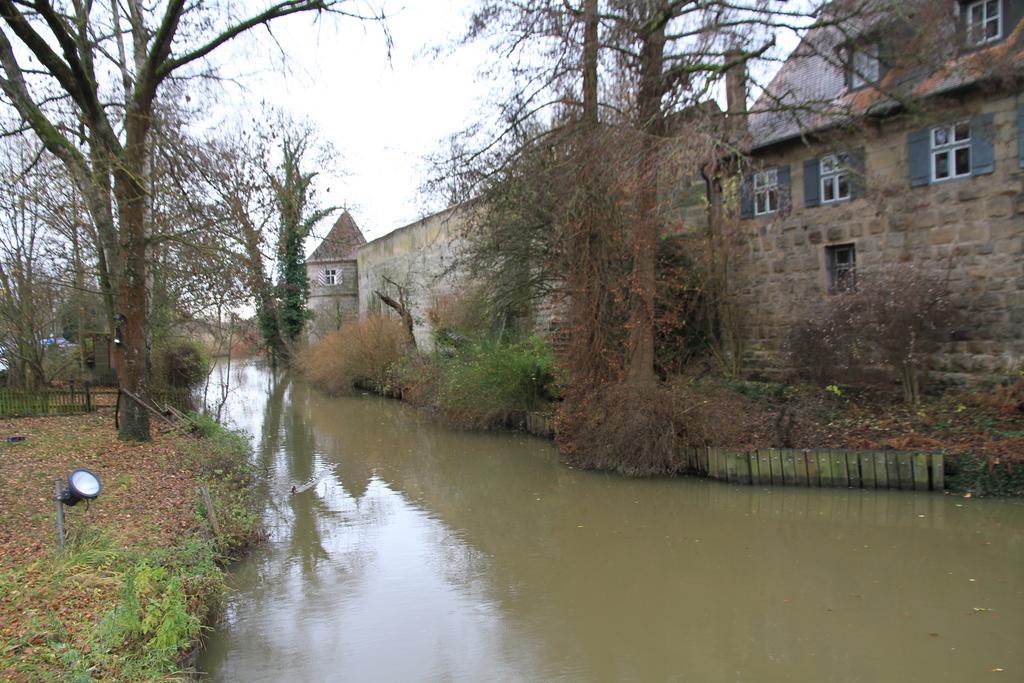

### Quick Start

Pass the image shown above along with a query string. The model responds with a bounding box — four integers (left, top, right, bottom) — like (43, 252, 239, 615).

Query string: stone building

(730, 1, 1024, 381)
(305, 211, 366, 338)
(357, 204, 472, 351)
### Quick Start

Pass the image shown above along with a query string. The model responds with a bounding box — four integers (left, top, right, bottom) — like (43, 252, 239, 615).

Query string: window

(849, 44, 880, 89)
(321, 268, 338, 286)
(820, 153, 851, 203)
(753, 168, 779, 215)
(826, 244, 856, 294)
(931, 121, 971, 181)
(965, 0, 1002, 46)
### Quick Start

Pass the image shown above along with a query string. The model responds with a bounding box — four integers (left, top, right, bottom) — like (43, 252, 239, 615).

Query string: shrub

(152, 338, 208, 390)
(298, 314, 409, 394)
(786, 263, 957, 404)
(555, 379, 755, 476)
(946, 453, 1024, 497)
(438, 335, 558, 427)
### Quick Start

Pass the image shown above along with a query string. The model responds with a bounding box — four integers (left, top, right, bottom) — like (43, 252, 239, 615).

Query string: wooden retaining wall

(684, 447, 944, 492)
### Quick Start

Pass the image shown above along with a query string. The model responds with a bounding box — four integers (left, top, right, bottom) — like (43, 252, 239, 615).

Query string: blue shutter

(1006, 1, 1024, 44)
(739, 174, 754, 219)
(971, 112, 995, 176)
(803, 158, 820, 208)
(908, 128, 930, 187)
(1018, 105, 1023, 169)
(848, 147, 867, 199)
(777, 164, 791, 212)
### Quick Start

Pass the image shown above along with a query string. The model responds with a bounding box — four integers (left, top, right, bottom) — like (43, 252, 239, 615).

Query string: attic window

(966, 1, 1002, 45)
(849, 44, 880, 89)
(321, 268, 338, 286)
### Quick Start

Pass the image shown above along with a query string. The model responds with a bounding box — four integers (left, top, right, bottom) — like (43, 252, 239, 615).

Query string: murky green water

(199, 363, 1024, 682)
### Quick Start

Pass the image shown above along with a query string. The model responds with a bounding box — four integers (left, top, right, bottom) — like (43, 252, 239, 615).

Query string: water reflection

(201, 363, 1024, 682)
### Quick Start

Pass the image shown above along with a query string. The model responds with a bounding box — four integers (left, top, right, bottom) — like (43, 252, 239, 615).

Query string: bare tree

(0, 0, 383, 439)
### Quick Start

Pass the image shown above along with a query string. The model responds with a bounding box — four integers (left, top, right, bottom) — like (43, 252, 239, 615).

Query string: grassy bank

(0, 413, 260, 681)
(298, 315, 1023, 495)
(299, 315, 558, 431)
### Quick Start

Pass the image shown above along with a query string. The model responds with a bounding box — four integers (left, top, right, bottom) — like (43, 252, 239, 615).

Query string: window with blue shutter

(911, 115, 995, 185)
(805, 151, 864, 206)
(742, 165, 790, 217)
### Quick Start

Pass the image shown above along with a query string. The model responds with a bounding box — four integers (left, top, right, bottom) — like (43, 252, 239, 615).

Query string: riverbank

(0, 413, 260, 681)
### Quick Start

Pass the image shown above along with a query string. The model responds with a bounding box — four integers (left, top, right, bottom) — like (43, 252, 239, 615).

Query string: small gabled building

(305, 211, 367, 337)
(732, 0, 1024, 381)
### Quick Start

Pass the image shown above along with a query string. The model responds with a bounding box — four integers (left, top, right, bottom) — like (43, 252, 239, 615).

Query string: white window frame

(850, 45, 879, 89)
(930, 121, 971, 182)
(965, 0, 1002, 46)
(322, 268, 338, 286)
(819, 153, 851, 204)
(753, 168, 779, 216)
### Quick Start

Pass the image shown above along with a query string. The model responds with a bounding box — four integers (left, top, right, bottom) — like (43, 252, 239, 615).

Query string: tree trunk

(112, 113, 152, 441)
(624, 11, 667, 385)
(375, 289, 417, 350)
(582, 0, 599, 126)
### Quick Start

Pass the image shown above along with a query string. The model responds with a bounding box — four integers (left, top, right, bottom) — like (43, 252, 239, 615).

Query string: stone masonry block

(929, 226, 956, 245)
(957, 223, 988, 243)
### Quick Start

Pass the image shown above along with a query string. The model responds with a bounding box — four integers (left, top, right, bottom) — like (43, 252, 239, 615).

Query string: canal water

(199, 362, 1024, 682)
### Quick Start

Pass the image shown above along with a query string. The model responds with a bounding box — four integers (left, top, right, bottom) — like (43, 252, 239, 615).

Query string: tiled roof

(308, 211, 366, 263)
(749, 9, 1024, 150)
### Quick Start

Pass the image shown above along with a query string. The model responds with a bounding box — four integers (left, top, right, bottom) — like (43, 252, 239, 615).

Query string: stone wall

(306, 259, 359, 338)
(357, 204, 472, 351)
(731, 91, 1023, 382)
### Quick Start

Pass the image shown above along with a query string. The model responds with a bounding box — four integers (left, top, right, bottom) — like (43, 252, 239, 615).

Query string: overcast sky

(209, 0, 801, 249)
(212, 1, 487, 246)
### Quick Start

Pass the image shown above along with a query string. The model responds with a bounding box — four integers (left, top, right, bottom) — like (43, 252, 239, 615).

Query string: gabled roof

(308, 211, 367, 263)
(748, 6, 1024, 150)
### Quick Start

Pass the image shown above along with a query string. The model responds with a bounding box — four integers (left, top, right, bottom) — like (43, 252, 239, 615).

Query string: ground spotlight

(55, 468, 102, 550)
(60, 468, 102, 507)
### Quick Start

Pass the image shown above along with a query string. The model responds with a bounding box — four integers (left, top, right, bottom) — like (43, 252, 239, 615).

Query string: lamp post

(55, 468, 102, 550)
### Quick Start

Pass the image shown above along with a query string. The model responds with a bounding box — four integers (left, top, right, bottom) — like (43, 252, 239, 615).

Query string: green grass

(438, 335, 558, 427)
(0, 418, 260, 681)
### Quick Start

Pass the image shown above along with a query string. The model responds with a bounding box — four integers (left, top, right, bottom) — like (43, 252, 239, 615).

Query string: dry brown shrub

(297, 315, 408, 394)
(554, 380, 754, 476)
(973, 371, 1024, 416)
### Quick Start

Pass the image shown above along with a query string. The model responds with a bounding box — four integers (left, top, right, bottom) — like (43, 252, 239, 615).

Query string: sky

(206, 0, 803, 250)
(212, 1, 489, 245)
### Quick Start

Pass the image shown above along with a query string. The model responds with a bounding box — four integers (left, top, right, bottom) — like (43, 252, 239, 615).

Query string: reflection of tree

(303, 389, 1001, 679)
(277, 381, 331, 574)
(222, 366, 1024, 681)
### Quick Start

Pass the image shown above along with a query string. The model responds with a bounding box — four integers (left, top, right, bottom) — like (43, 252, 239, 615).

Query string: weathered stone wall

(306, 259, 359, 337)
(731, 91, 1023, 382)
(357, 205, 472, 351)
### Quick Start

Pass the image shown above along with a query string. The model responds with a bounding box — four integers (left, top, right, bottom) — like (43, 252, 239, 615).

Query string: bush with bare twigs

(786, 263, 957, 404)
(298, 315, 409, 395)
(555, 380, 754, 476)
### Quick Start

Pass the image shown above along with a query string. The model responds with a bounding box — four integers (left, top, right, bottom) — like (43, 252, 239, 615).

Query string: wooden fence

(0, 384, 95, 417)
(686, 447, 944, 492)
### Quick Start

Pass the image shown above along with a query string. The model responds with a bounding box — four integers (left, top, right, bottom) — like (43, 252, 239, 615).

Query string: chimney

(724, 49, 748, 140)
